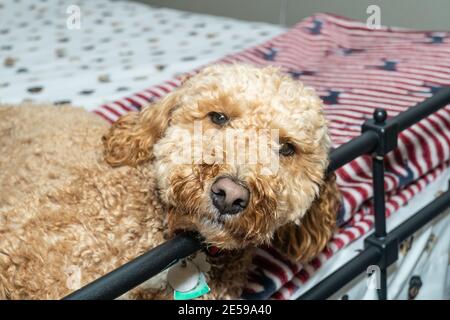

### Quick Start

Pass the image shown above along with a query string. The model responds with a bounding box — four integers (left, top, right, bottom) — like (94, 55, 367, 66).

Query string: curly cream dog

(0, 64, 339, 299)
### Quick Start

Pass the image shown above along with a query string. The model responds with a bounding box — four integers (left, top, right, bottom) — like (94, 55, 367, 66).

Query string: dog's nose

(210, 177, 249, 215)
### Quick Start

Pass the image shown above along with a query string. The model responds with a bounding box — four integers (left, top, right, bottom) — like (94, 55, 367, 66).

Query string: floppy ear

(273, 173, 340, 262)
(102, 92, 179, 167)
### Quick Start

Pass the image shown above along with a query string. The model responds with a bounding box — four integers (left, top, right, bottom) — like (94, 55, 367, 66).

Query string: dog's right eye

(208, 112, 229, 126)
(279, 142, 296, 157)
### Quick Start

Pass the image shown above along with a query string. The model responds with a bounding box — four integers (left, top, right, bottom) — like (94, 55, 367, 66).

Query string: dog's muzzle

(210, 176, 250, 216)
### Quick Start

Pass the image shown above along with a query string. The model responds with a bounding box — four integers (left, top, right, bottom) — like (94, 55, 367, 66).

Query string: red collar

(172, 230, 228, 257)
(204, 245, 222, 257)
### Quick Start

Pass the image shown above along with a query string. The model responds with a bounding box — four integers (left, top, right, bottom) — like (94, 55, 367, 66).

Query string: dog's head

(103, 64, 340, 262)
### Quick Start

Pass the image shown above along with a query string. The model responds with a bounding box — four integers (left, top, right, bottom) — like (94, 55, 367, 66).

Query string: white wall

(137, 0, 450, 30)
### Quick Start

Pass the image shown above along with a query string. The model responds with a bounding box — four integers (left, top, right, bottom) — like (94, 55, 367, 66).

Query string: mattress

(0, 0, 285, 107)
(1, 1, 449, 300)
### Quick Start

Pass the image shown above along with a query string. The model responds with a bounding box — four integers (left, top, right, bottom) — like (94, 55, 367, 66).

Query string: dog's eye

(279, 142, 296, 156)
(208, 112, 229, 126)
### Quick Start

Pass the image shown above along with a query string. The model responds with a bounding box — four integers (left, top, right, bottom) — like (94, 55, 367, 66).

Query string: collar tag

(167, 253, 211, 300)
(173, 273, 210, 300)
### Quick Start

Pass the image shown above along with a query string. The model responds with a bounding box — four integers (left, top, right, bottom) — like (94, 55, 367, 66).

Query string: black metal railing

(64, 87, 450, 300)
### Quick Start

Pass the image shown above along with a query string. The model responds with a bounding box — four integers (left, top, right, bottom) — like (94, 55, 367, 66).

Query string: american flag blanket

(94, 13, 450, 299)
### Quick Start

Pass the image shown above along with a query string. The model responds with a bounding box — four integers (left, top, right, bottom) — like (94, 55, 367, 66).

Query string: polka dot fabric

(0, 0, 285, 108)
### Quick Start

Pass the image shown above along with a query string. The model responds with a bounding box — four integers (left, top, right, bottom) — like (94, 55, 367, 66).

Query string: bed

(1, 0, 449, 300)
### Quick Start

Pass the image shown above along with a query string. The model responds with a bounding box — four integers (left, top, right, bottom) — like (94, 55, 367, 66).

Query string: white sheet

(0, 0, 285, 108)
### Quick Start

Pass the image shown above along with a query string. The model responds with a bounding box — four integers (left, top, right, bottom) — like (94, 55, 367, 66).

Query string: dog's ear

(273, 173, 340, 262)
(103, 91, 179, 167)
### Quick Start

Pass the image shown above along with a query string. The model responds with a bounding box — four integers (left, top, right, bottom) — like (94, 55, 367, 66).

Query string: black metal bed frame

(64, 87, 450, 300)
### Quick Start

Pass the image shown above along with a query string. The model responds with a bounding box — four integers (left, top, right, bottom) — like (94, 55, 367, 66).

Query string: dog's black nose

(210, 177, 249, 215)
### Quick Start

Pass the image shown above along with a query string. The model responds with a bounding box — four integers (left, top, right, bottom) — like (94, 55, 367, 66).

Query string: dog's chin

(167, 209, 244, 251)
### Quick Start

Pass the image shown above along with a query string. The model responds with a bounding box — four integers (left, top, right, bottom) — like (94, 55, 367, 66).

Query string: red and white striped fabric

(93, 13, 450, 299)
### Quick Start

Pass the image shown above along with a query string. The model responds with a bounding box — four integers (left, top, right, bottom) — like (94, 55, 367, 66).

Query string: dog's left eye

(208, 112, 229, 126)
(279, 142, 296, 156)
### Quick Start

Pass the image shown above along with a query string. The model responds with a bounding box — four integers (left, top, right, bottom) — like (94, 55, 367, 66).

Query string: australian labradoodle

(0, 64, 340, 299)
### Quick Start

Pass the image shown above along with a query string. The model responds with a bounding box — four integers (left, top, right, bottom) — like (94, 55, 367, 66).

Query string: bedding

(93, 13, 450, 300)
(1, 1, 449, 300)
(301, 164, 450, 300)
(0, 0, 284, 107)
